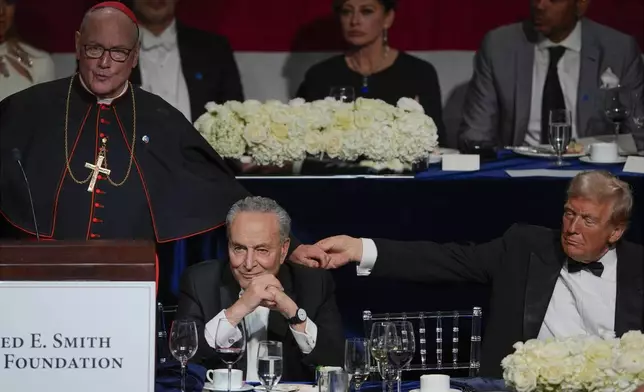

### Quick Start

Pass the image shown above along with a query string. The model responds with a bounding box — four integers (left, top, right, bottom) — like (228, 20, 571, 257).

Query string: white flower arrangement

(193, 97, 439, 169)
(502, 331, 644, 392)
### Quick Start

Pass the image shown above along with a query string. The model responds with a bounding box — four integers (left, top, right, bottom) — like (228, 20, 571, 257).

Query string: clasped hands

(225, 274, 296, 326)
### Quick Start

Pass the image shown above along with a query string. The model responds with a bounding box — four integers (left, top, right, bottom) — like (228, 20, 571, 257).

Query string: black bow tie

(567, 260, 604, 277)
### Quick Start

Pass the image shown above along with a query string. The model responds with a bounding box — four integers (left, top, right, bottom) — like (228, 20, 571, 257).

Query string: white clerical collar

(78, 74, 129, 105)
(537, 21, 582, 53)
(139, 19, 177, 51)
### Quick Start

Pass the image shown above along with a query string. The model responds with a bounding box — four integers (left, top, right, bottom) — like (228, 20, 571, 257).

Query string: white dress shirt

(204, 297, 318, 382)
(357, 238, 618, 339)
(138, 19, 192, 121)
(525, 22, 582, 146)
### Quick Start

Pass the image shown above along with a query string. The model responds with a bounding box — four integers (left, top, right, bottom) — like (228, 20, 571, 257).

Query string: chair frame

(363, 307, 482, 376)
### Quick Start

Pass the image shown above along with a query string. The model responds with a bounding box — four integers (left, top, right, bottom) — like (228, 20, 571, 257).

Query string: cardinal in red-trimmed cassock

(0, 3, 323, 276)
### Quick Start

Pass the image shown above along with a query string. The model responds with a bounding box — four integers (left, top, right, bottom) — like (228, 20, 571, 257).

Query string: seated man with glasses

(176, 196, 344, 382)
(0, 2, 326, 288)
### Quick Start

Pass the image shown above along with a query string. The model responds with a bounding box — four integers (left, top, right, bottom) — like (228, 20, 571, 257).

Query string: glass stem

(615, 123, 621, 141)
(228, 364, 233, 392)
(397, 370, 402, 392)
(181, 362, 186, 392)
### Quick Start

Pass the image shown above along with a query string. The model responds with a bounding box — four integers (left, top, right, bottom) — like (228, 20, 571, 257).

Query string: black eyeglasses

(83, 45, 133, 63)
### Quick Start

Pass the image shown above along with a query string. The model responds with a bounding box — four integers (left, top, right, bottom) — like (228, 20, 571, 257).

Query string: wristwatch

(287, 308, 307, 325)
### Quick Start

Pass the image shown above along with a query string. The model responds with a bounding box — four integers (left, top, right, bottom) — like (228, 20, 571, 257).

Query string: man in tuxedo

(129, 0, 244, 122)
(458, 0, 644, 149)
(176, 196, 344, 382)
(303, 170, 643, 378)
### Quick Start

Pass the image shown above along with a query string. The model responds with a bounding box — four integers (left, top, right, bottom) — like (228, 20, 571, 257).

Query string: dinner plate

(254, 384, 305, 392)
(429, 148, 460, 164)
(409, 388, 462, 392)
(579, 156, 627, 164)
(509, 145, 585, 159)
(203, 383, 255, 391)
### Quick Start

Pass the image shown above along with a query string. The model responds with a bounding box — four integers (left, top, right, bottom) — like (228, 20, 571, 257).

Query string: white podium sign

(0, 281, 156, 391)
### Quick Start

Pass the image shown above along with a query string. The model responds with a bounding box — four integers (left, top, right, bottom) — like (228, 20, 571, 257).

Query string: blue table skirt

(417, 149, 639, 179)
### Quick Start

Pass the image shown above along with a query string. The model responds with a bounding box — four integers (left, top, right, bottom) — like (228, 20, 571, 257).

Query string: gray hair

(567, 170, 633, 225)
(226, 196, 291, 243)
(79, 6, 140, 45)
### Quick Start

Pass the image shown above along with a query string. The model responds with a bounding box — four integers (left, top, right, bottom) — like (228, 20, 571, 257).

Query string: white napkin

(506, 169, 583, 178)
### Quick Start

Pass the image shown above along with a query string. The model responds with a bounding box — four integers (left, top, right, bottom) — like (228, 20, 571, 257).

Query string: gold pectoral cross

(84, 154, 111, 193)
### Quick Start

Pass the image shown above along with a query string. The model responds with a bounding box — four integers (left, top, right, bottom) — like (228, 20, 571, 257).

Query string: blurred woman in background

(0, 0, 55, 102)
(297, 0, 445, 142)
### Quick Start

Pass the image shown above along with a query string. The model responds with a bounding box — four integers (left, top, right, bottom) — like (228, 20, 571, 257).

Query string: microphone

(12, 148, 40, 241)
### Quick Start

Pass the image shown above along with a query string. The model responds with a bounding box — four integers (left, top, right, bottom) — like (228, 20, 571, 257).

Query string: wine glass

(605, 86, 631, 141)
(344, 338, 371, 392)
(257, 341, 283, 392)
(214, 319, 247, 392)
(632, 91, 644, 129)
(329, 86, 355, 103)
(169, 319, 199, 392)
(370, 322, 396, 392)
(548, 109, 572, 167)
(385, 322, 416, 392)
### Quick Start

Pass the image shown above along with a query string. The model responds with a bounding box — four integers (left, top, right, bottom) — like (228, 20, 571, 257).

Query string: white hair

(226, 196, 291, 243)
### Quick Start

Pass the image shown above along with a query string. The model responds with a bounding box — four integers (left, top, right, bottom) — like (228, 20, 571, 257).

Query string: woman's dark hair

(333, 0, 397, 13)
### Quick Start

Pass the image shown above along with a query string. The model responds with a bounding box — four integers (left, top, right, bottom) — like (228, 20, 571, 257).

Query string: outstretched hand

(289, 244, 330, 268)
(314, 235, 363, 269)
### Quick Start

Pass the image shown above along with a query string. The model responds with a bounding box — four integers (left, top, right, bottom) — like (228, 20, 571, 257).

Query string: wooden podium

(0, 240, 158, 392)
(0, 240, 156, 281)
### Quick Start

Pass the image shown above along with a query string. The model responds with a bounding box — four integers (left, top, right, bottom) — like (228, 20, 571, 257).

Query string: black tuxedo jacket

(176, 260, 344, 381)
(130, 23, 244, 123)
(370, 224, 644, 378)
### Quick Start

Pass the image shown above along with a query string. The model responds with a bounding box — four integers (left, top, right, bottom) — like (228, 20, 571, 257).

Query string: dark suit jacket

(370, 223, 644, 378)
(130, 23, 244, 123)
(176, 260, 345, 381)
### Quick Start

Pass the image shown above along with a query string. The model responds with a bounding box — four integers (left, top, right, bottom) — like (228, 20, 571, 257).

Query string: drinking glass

(329, 86, 355, 103)
(385, 322, 416, 392)
(370, 322, 396, 392)
(169, 319, 199, 392)
(548, 109, 572, 167)
(632, 92, 644, 129)
(605, 86, 631, 141)
(257, 341, 283, 392)
(214, 319, 247, 392)
(344, 338, 370, 392)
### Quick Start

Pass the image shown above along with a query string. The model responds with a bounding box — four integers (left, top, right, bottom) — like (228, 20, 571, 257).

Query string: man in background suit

(129, 0, 244, 122)
(177, 196, 344, 382)
(301, 171, 644, 378)
(458, 0, 644, 149)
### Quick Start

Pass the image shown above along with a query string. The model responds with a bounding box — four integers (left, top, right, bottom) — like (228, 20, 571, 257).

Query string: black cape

(0, 75, 251, 242)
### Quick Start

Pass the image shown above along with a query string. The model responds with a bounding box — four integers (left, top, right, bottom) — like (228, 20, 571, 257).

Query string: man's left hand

(266, 286, 298, 319)
(289, 244, 330, 268)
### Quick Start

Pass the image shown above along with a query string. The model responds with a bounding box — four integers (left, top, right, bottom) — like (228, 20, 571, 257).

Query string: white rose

(205, 101, 220, 113)
(333, 109, 355, 130)
(289, 97, 307, 107)
(539, 363, 566, 385)
(397, 97, 425, 113)
(509, 369, 538, 392)
(615, 351, 644, 374)
(324, 130, 344, 158)
(304, 131, 324, 155)
(243, 123, 268, 144)
(354, 110, 376, 129)
(269, 122, 289, 140)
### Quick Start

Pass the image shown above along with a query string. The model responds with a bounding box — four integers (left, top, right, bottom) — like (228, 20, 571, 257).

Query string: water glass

(632, 91, 644, 129)
(257, 341, 283, 392)
(214, 319, 247, 392)
(549, 109, 572, 167)
(329, 369, 350, 392)
(344, 338, 370, 392)
(329, 86, 355, 103)
(169, 320, 198, 392)
(604, 86, 631, 140)
(385, 322, 416, 392)
(370, 322, 396, 392)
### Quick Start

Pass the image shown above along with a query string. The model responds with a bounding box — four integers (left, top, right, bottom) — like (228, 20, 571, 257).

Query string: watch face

(296, 308, 307, 321)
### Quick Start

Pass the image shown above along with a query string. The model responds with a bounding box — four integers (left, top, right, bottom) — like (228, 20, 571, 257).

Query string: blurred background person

(0, 0, 54, 102)
(129, 0, 244, 122)
(296, 0, 446, 144)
